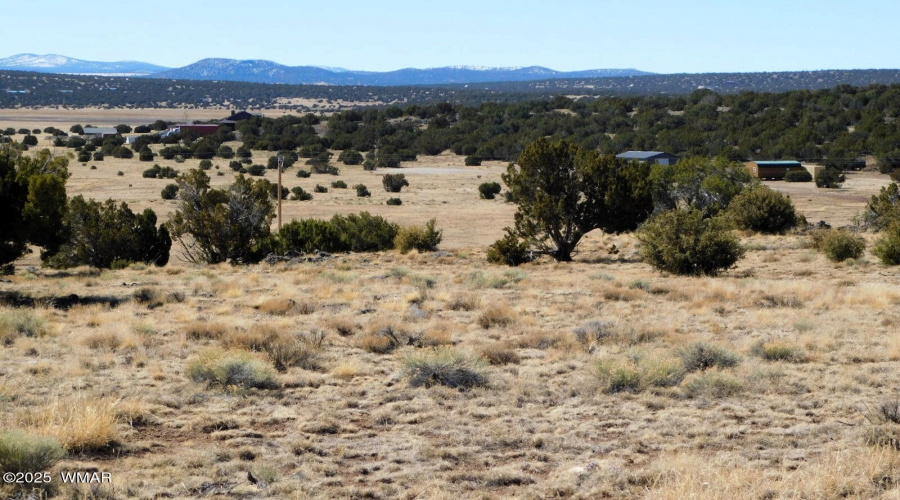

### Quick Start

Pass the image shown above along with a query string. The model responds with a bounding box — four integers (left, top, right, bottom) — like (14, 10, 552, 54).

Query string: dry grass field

(3, 123, 900, 499)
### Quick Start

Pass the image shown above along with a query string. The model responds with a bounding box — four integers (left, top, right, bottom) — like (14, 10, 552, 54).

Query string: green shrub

(402, 349, 488, 390)
(784, 170, 812, 182)
(77, 152, 90, 162)
(198, 159, 212, 170)
(727, 185, 799, 233)
(314, 184, 328, 193)
(186, 349, 279, 390)
(678, 342, 740, 372)
(478, 182, 502, 199)
(0, 430, 66, 474)
(750, 341, 807, 363)
(139, 148, 154, 162)
(864, 183, 900, 230)
(92, 152, 103, 161)
(142, 164, 177, 179)
(593, 356, 684, 394)
(355, 184, 371, 197)
(246, 164, 266, 176)
(290, 187, 313, 201)
(338, 149, 363, 165)
(311, 164, 340, 175)
(386, 197, 402, 205)
(331, 180, 347, 189)
(465, 155, 482, 166)
(820, 229, 865, 262)
(637, 208, 745, 276)
(874, 223, 900, 265)
(161, 184, 179, 200)
(394, 219, 442, 253)
(295, 169, 311, 178)
(382, 174, 409, 193)
(269, 212, 400, 254)
(486, 233, 534, 266)
(681, 370, 743, 398)
(49, 196, 171, 268)
(815, 167, 845, 189)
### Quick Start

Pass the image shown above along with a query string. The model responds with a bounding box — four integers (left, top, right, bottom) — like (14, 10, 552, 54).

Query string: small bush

(816, 167, 845, 189)
(382, 174, 409, 193)
(784, 170, 813, 182)
(92, 152, 103, 161)
(487, 233, 534, 266)
(681, 370, 743, 398)
(0, 310, 47, 344)
(574, 320, 613, 347)
(311, 164, 340, 175)
(477, 303, 516, 329)
(480, 344, 520, 365)
(678, 342, 741, 372)
(161, 183, 179, 200)
(874, 223, 900, 265)
(478, 182, 502, 199)
(314, 184, 328, 193)
(594, 356, 684, 394)
(291, 187, 313, 201)
(386, 197, 402, 206)
(750, 341, 807, 363)
(0, 430, 65, 475)
(183, 322, 230, 341)
(394, 219, 442, 253)
(331, 180, 347, 189)
(296, 169, 311, 178)
(865, 183, 900, 230)
(402, 348, 488, 390)
(198, 159, 212, 170)
(637, 208, 745, 276)
(594, 360, 642, 393)
(819, 229, 865, 262)
(186, 348, 280, 389)
(247, 164, 266, 176)
(465, 155, 482, 166)
(727, 185, 799, 234)
(355, 184, 371, 197)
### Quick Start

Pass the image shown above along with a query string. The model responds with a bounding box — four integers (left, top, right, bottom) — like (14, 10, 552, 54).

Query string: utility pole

(277, 154, 284, 232)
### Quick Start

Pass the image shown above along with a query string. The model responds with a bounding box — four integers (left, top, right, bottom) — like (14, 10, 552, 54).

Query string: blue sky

(3, 0, 897, 73)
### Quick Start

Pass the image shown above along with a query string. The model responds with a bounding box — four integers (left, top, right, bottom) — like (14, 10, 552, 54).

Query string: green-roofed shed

(746, 161, 803, 180)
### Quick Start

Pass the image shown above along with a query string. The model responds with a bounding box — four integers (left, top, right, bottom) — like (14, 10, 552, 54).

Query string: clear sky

(3, 0, 897, 73)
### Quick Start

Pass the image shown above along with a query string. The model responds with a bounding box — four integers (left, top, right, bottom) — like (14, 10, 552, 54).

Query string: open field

(3, 125, 900, 498)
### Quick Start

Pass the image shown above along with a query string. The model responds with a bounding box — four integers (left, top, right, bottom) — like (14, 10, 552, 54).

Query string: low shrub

(295, 169, 311, 178)
(0, 430, 65, 474)
(355, 184, 371, 197)
(594, 356, 684, 394)
(816, 167, 845, 189)
(637, 208, 745, 276)
(477, 303, 516, 329)
(246, 164, 266, 176)
(402, 349, 488, 390)
(486, 233, 534, 266)
(142, 164, 178, 179)
(784, 170, 813, 182)
(465, 155, 482, 166)
(186, 348, 280, 389)
(182, 321, 230, 341)
(0, 310, 47, 344)
(681, 370, 743, 398)
(480, 343, 520, 365)
(478, 182, 502, 199)
(678, 342, 741, 372)
(386, 197, 402, 206)
(267, 212, 399, 254)
(311, 164, 340, 175)
(750, 341, 807, 363)
(331, 180, 347, 189)
(727, 185, 799, 234)
(290, 187, 313, 201)
(394, 219, 442, 253)
(382, 174, 409, 193)
(161, 183, 179, 200)
(314, 184, 328, 193)
(819, 229, 865, 262)
(874, 223, 900, 265)
(864, 183, 900, 230)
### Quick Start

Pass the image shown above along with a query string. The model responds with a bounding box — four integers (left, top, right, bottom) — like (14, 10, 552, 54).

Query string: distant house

(220, 111, 259, 125)
(164, 124, 221, 137)
(616, 151, 679, 166)
(746, 161, 805, 180)
(82, 127, 118, 138)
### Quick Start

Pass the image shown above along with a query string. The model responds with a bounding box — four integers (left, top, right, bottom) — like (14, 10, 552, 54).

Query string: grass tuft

(186, 348, 280, 390)
(402, 348, 488, 390)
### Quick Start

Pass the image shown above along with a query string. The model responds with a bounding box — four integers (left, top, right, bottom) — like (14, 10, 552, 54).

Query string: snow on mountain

(0, 54, 170, 75)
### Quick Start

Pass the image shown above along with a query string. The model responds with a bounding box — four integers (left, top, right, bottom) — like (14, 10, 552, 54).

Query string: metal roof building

(615, 151, 679, 165)
(746, 161, 804, 180)
(82, 127, 118, 138)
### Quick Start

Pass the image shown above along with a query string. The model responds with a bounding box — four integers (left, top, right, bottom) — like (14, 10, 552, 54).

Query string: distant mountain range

(0, 54, 652, 86)
(0, 54, 170, 76)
